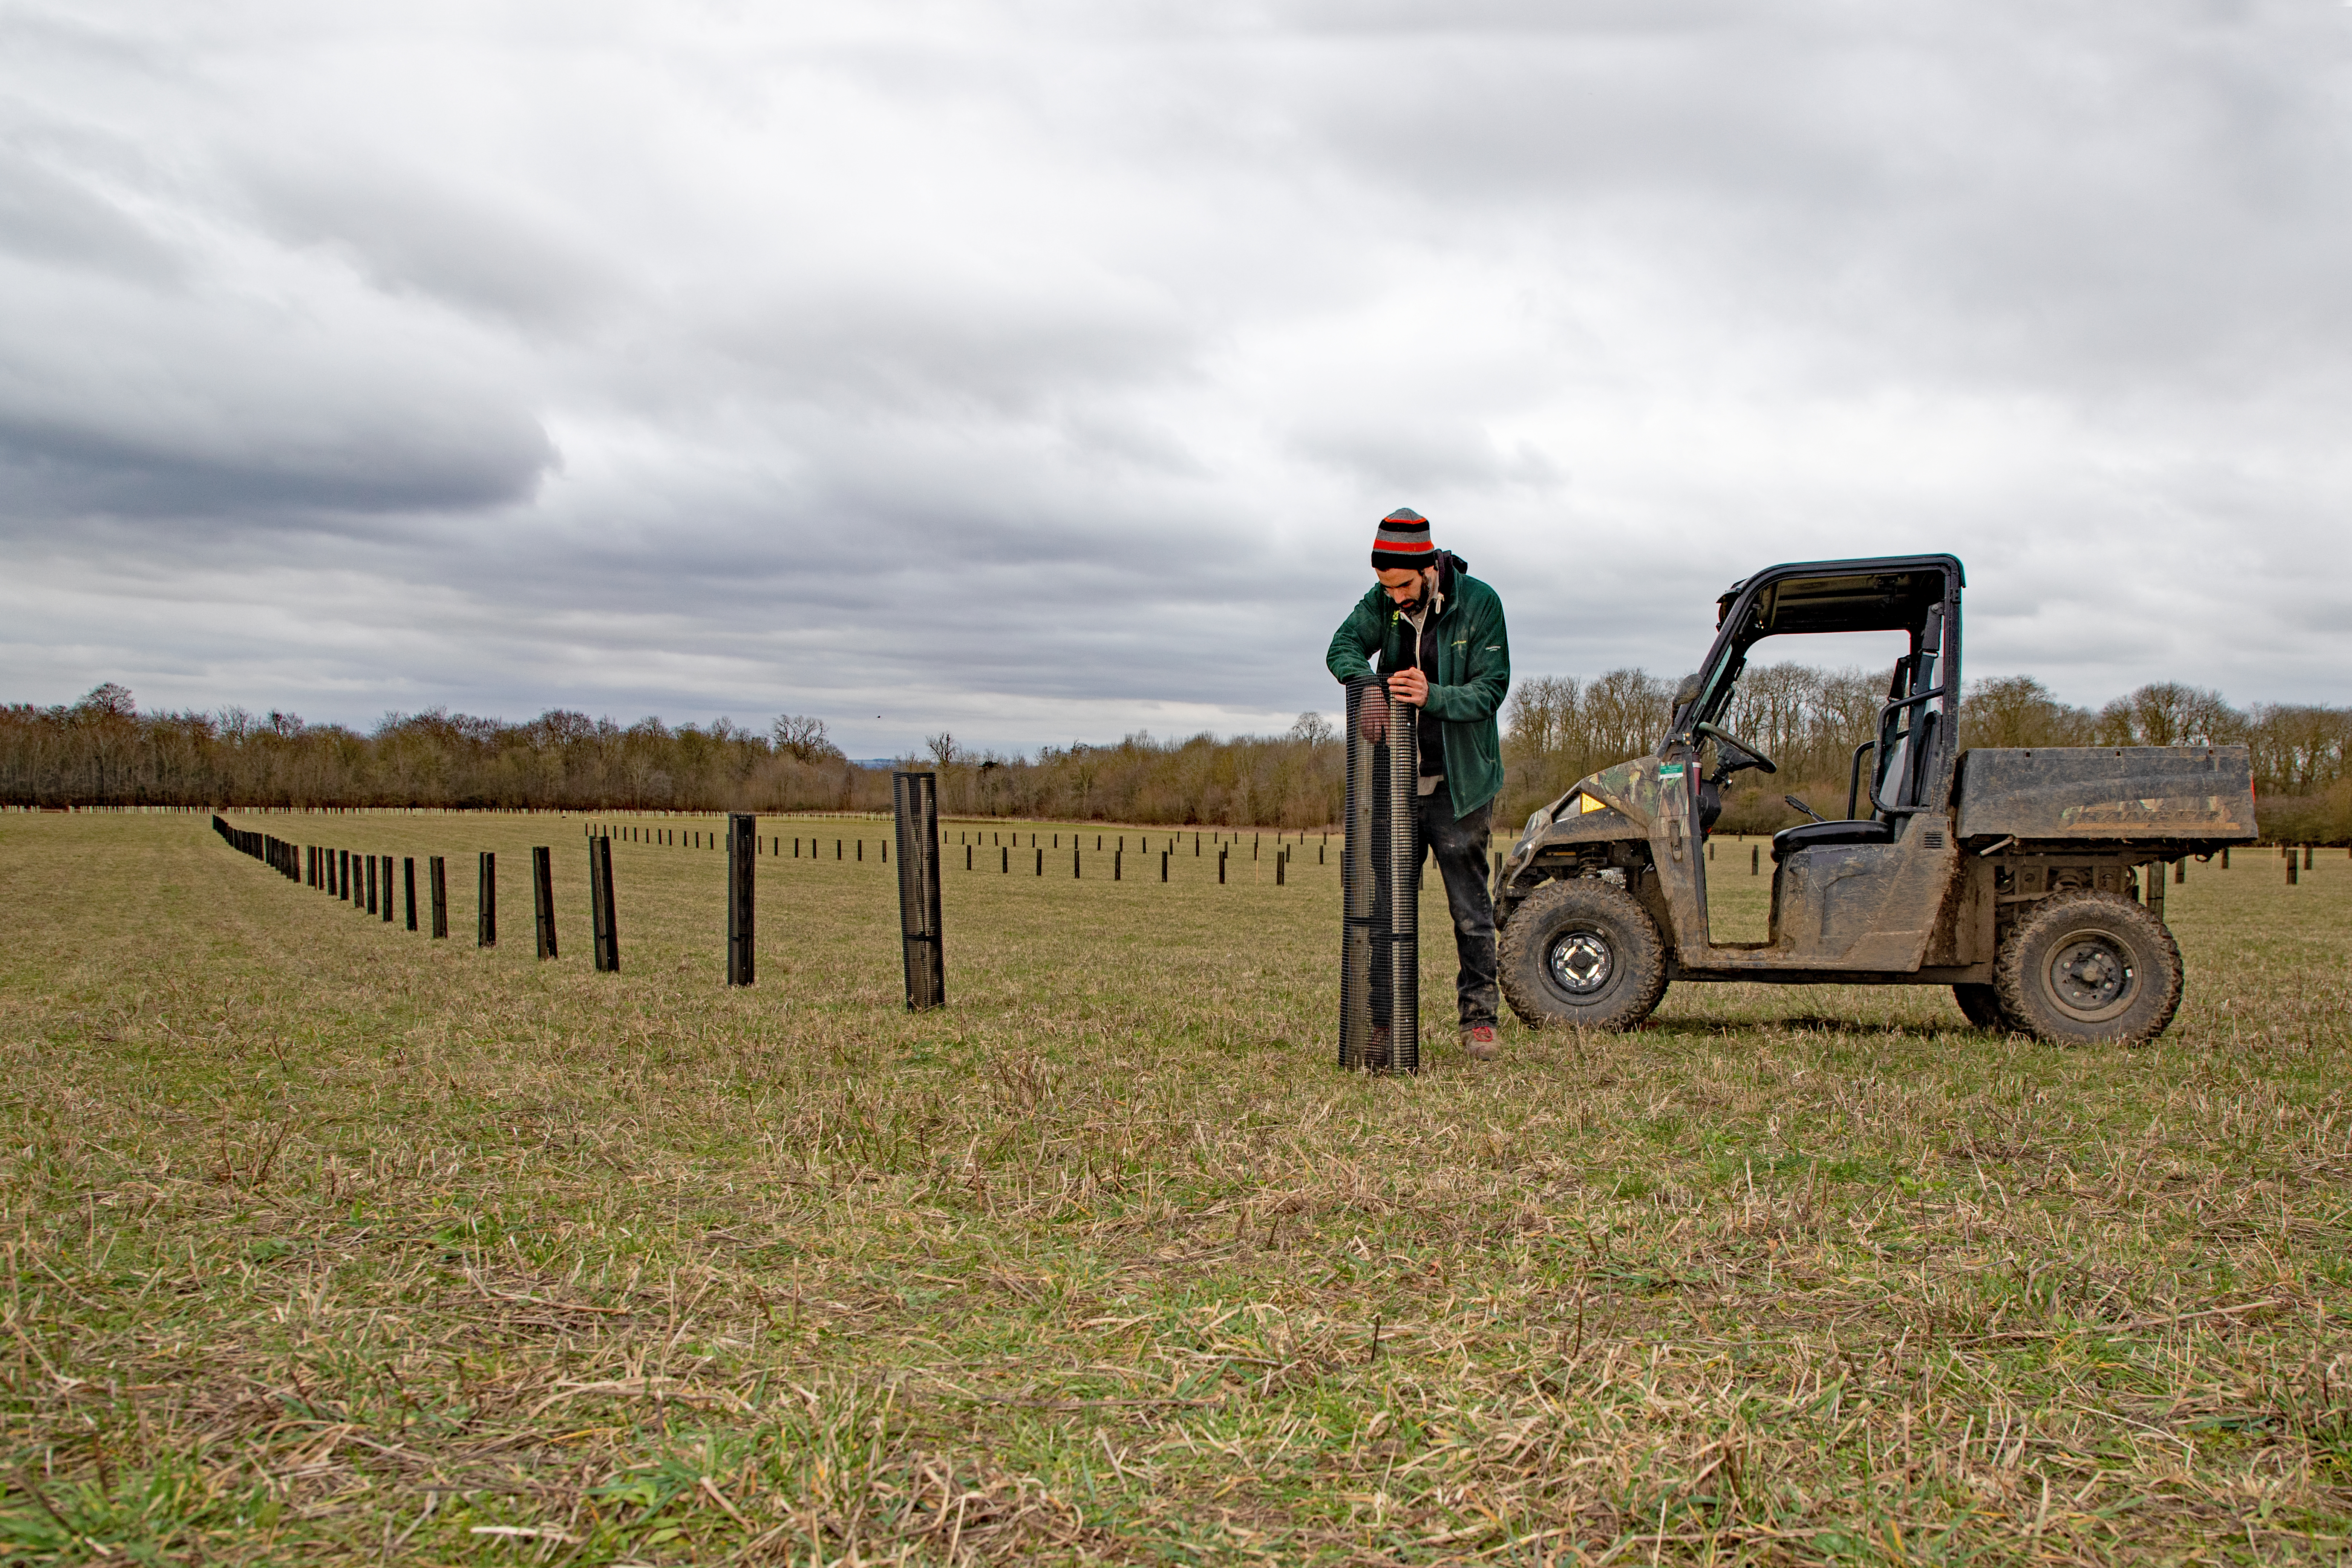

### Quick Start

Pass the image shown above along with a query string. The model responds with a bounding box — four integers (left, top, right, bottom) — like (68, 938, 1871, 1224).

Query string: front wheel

(1993, 890, 2182, 1047)
(1498, 878, 1668, 1031)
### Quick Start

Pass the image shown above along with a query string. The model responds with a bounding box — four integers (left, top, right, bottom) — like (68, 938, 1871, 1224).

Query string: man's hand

(1354, 669, 1427, 740)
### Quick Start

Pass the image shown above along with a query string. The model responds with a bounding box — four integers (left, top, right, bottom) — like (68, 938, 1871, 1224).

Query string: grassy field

(3, 811, 2350, 1563)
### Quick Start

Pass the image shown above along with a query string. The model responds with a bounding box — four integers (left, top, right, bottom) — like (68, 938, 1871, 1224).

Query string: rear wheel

(1498, 878, 1668, 1032)
(1952, 983, 2015, 1032)
(1993, 890, 2182, 1047)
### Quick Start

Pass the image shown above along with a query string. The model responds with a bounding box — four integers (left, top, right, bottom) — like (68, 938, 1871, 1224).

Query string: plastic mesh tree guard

(893, 772, 945, 1009)
(1340, 673, 1420, 1073)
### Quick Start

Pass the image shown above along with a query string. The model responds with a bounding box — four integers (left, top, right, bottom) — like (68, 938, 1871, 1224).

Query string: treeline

(7, 675, 2347, 839)
(902, 722, 1346, 828)
(0, 685, 1349, 826)
(0, 686, 873, 815)
(1505, 668, 2351, 841)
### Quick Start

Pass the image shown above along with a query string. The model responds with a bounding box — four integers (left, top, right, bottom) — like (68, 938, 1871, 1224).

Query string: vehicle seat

(1772, 818, 1895, 859)
(1772, 657, 1938, 863)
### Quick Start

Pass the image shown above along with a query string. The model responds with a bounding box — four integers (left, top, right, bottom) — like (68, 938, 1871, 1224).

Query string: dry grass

(2, 812, 2350, 1563)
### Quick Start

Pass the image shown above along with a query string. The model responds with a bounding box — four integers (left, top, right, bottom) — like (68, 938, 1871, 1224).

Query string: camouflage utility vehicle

(1494, 554, 2257, 1045)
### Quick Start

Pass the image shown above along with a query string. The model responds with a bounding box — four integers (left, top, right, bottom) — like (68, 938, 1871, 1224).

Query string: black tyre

(1993, 890, 2182, 1047)
(1952, 983, 2016, 1032)
(1498, 877, 1668, 1031)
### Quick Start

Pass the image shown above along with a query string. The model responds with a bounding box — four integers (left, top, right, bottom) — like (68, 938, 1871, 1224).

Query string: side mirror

(1921, 604, 1944, 654)
(1673, 673, 1704, 708)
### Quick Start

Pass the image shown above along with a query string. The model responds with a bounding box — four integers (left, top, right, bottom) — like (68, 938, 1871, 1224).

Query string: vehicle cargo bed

(1952, 745, 2256, 844)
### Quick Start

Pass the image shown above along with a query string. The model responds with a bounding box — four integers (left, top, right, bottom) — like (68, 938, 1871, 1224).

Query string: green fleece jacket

(1324, 554, 1511, 818)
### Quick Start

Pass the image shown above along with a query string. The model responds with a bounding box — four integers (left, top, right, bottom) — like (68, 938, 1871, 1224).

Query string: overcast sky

(2, 1, 2346, 757)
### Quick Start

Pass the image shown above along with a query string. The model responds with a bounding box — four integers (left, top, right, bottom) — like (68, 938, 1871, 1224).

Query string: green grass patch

(0, 813, 2348, 1561)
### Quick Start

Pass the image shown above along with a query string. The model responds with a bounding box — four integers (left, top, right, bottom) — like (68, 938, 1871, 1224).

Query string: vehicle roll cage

(1670, 554, 1966, 822)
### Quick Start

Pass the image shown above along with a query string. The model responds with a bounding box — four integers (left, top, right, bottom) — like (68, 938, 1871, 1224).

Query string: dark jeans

(1416, 782, 1498, 1027)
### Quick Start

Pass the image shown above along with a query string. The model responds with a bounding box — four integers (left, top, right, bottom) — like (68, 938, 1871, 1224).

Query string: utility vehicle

(1494, 554, 2256, 1044)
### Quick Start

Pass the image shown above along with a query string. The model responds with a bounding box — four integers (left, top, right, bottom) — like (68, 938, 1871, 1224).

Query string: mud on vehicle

(1493, 555, 2256, 1045)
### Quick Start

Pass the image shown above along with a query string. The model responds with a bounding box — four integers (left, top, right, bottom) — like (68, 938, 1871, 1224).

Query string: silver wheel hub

(1549, 929, 1614, 996)
(2047, 932, 2135, 1020)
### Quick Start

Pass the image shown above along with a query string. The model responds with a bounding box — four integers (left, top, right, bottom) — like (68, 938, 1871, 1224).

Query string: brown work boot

(1461, 1023, 1500, 1060)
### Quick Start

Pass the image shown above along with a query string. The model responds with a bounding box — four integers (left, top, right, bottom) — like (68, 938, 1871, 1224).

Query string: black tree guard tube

(590, 835, 620, 973)
(726, 813, 755, 986)
(1340, 673, 1420, 1073)
(893, 772, 945, 1009)
(532, 845, 558, 960)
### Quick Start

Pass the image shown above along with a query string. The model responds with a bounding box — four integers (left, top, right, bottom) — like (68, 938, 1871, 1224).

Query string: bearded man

(1325, 508, 1512, 1060)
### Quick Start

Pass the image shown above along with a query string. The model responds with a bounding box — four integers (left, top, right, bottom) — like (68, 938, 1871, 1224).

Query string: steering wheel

(1694, 721, 1778, 777)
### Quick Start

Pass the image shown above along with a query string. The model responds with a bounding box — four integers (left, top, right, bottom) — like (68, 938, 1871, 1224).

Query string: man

(1325, 508, 1511, 1060)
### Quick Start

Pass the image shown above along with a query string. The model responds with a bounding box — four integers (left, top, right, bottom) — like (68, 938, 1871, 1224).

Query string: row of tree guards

(211, 816, 618, 970)
(218, 769, 2334, 1055)
(588, 818, 1330, 863)
(214, 788, 1347, 1009)
(212, 700, 1420, 1072)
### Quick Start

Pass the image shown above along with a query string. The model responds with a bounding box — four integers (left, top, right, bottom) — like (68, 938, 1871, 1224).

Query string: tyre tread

(1498, 877, 1668, 1032)
(1992, 889, 2182, 1047)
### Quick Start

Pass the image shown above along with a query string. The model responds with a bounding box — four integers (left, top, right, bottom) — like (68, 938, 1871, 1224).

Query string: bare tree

(2250, 704, 2352, 796)
(1287, 711, 1336, 745)
(1583, 668, 1674, 766)
(771, 713, 842, 762)
(76, 683, 135, 718)
(1966, 675, 2097, 749)
(2096, 683, 2245, 748)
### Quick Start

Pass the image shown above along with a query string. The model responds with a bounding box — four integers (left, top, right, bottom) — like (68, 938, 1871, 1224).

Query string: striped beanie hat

(1370, 508, 1436, 570)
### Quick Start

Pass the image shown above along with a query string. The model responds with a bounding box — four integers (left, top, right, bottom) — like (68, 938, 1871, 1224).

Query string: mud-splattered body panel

(1954, 746, 2255, 847)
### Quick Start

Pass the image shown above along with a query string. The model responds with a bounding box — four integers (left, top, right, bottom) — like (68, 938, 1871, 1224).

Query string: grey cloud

(0, 144, 182, 283)
(0, 256, 556, 521)
(1, 0, 2346, 749)
(0, 389, 555, 521)
(700, 286, 1197, 421)
(1288, 414, 1566, 495)
(237, 159, 619, 334)
(1279, 3, 2352, 396)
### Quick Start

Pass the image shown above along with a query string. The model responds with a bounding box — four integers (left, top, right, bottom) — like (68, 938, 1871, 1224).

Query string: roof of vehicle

(1716, 553, 1965, 636)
